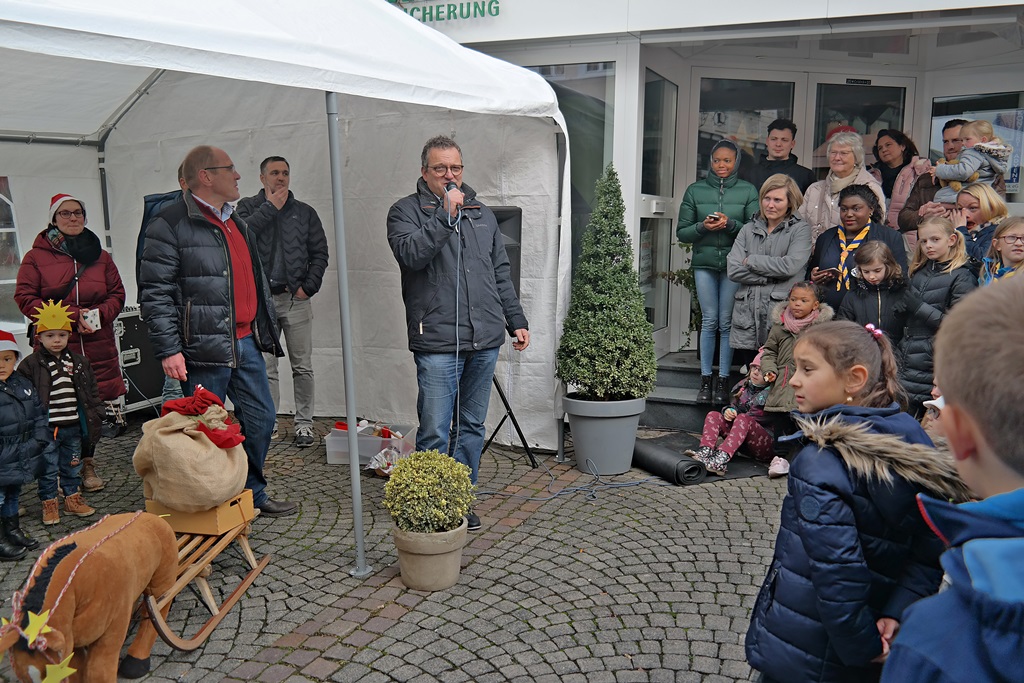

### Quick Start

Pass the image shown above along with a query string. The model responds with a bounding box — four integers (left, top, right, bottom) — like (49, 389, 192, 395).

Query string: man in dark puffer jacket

(237, 156, 329, 448)
(139, 145, 294, 517)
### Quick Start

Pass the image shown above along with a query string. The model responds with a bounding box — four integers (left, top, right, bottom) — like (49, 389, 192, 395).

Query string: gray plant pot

(563, 393, 646, 476)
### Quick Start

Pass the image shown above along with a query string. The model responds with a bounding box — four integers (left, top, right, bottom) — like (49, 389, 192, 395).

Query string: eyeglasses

(203, 165, 236, 173)
(427, 165, 464, 177)
(829, 150, 853, 158)
(999, 235, 1024, 245)
(56, 210, 84, 219)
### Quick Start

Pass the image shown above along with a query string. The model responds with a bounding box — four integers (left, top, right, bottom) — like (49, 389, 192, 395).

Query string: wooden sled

(144, 520, 271, 651)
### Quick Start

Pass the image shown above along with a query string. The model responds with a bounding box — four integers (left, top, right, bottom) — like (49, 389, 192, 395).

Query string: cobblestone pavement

(0, 416, 785, 682)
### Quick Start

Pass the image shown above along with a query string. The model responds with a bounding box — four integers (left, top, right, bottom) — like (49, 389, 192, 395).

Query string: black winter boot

(713, 376, 731, 406)
(0, 533, 26, 562)
(2, 516, 38, 550)
(696, 375, 713, 403)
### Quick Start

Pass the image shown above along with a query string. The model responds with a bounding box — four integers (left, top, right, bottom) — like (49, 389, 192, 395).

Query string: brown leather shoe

(42, 498, 60, 526)
(64, 492, 96, 518)
(81, 457, 105, 492)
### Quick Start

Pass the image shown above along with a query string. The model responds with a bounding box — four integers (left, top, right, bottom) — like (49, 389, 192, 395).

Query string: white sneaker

(295, 424, 315, 448)
(768, 456, 790, 478)
(271, 422, 280, 440)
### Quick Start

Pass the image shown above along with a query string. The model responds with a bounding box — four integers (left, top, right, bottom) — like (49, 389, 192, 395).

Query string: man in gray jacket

(387, 135, 530, 532)
(237, 157, 329, 448)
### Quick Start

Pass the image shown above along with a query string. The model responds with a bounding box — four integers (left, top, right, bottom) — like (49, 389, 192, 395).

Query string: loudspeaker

(114, 305, 164, 414)
(491, 206, 522, 297)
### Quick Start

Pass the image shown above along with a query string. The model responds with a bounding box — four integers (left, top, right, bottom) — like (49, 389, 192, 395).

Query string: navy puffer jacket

(0, 373, 50, 487)
(745, 404, 971, 683)
(897, 260, 976, 413)
(835, 276, 909, 348)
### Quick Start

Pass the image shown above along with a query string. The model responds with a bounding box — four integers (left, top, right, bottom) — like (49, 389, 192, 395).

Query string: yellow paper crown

(32, 300, 74, 333)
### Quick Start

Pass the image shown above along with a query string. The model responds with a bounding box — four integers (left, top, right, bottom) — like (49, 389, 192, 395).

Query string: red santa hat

(49, 193, 87, 226)
(0, 330, 20, 359)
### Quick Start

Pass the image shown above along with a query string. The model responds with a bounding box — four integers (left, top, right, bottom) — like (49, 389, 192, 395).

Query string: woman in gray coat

(727, 174, 812, 354)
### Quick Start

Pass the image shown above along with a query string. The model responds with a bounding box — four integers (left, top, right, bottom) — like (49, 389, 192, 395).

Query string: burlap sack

(133, 404, 248, 512)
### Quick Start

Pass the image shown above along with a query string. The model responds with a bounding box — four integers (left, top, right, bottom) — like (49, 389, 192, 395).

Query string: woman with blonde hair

(953, 182, 1009, 261)
(800, 131, 887, 245)
(728, 174, 812, 355)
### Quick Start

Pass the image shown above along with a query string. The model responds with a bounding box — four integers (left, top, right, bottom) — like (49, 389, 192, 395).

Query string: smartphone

(819, 267, 841, 278)
(706, 213, 719, 221)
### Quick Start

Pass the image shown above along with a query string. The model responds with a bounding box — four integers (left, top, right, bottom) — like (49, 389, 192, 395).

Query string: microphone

(445, 181, 458, 192)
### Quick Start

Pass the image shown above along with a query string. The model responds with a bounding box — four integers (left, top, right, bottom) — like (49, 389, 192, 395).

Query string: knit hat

(32, 300, 74, 333)
(49, 193, 87, 226)
(751, 348, 765, 368)
(0, 330, 19, 359)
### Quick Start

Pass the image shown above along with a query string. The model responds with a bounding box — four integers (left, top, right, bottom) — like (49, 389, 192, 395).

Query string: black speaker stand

(482, 376, 538, 468)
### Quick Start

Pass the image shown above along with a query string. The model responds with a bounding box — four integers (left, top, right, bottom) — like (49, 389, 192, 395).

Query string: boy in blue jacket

(882, 277, 1024, 682)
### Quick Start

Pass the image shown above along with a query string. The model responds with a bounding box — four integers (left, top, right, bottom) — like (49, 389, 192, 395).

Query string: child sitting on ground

(931, 120, 1012, 204)
(686, 350, 774, 476)
(18, 300, 102, 525)
(0, 330, 49, 560)
(837, 240, 909, 347)
(745, 321, 971, 682)
(881, 276, 1024, 682)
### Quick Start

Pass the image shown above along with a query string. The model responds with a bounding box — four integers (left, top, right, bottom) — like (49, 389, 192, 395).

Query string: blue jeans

(186, 335, 275, 506)
(694, 268, 740, 377)
(38, 422, 82, 499)
(0, 486, 20, 517)
(414, 347, 499, 485)
(264, 293, 315, 428)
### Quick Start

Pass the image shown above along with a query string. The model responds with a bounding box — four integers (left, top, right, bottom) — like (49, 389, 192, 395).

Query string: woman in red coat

(15, 193, 126, 492)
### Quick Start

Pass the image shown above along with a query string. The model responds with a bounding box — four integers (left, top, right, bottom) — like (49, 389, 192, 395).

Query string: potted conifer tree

(555, 165, 657, 475)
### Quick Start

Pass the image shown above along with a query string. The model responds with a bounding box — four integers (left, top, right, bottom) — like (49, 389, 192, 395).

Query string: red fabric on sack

(161, 386, 245, 448)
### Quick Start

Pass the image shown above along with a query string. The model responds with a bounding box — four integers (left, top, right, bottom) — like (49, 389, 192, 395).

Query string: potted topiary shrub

(555, 164, 657, 475)
(381, 449, 475, 590)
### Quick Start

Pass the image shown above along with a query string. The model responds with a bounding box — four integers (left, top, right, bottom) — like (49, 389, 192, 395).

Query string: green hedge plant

(555, 164, 657, 401)
(381, 450, 475, 533)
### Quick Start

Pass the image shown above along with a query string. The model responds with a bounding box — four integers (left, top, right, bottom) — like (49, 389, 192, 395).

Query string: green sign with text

(387, 0, 500, 23)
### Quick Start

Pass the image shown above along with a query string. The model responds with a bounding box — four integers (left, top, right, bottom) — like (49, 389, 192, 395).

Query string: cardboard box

(145, 489, 255, 535)
(326, 424, 415, 466)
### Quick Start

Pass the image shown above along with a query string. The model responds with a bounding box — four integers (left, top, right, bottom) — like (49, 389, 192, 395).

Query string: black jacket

(808, 224, 909, 311)
(835, 276, 908, 347)
(897, 260, 977, 412)
(0, 373, 50, 487)
(387, 178, 528, 353)
(17, 349, 103, 447)
(745, 405, 971, 683)
(739, 153, 817, 194)
(139, 192, 283, 366)
(236, 190, 329, 297)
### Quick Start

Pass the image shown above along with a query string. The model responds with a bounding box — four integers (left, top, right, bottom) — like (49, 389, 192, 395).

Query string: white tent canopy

(0, 0, 570, 459)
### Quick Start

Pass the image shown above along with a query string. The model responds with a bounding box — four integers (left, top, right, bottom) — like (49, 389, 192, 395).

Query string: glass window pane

(0, 232, 20, 281)
(0, 283, 22, 325)
(811, 83, 905, 176)
(528, 62, 615, 274)
(640, 218, 671, 331)
(931, 92, 1024, 204)
(642, 69, 677, 196)
(696, 78, 794, 180)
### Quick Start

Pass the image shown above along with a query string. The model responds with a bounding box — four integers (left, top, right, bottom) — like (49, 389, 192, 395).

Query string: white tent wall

(102, 71, 562, 450)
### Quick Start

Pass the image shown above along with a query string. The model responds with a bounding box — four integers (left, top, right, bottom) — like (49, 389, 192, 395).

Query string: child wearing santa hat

(0, 330, 50, 560)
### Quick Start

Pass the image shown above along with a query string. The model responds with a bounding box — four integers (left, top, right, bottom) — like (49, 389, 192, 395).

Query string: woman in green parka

(677, 139, 759, 405)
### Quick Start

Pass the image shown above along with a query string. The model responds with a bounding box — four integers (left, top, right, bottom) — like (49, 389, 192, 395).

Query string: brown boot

(81, 457, 105, 492)
(64, 492, 95, 518)
(42, 498, 60, 526)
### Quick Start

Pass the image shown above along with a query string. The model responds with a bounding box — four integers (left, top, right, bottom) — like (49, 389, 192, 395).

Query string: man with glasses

(237, 157, 328, 448)
(387, 135, 530, 532)
(139, 145, 298, 517)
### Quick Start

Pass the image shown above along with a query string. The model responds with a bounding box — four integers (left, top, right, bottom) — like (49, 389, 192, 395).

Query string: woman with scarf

(807, 184, 908, 311)
(677, 139, 759, 405)
(800, 130, 887, 247)
(15, 194, 127, 492)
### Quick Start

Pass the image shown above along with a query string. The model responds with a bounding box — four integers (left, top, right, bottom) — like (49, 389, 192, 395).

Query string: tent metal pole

(325, 91, 372, 579)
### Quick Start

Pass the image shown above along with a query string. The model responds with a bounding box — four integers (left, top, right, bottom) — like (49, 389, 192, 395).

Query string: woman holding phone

(807, 184, 908, 310)
(678, 139, 759, 404)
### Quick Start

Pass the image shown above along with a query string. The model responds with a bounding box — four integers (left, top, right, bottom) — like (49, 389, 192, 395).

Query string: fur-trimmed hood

(793, 410, 972, 503)
(770, 301, 834, 325)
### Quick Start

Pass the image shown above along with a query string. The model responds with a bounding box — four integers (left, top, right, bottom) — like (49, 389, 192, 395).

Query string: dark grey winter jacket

(139, 192, 283, 366)
(236, 189, 329, 297)
(387, 178, 528, 353)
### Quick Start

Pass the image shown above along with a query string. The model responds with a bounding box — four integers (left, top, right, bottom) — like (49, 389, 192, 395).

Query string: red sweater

(197, 204, 257, 339)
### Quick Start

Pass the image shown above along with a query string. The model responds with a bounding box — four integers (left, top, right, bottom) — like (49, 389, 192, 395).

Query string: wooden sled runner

(143, 492, 271, 651)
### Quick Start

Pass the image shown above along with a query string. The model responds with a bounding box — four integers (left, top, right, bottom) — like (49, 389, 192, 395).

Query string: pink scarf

(781, 306, 820, 335)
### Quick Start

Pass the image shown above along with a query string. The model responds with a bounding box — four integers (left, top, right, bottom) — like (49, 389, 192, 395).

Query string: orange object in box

(145, 489, 255, 535)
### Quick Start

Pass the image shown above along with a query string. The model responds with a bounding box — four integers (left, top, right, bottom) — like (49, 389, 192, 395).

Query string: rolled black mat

(633, 439, 707, 486)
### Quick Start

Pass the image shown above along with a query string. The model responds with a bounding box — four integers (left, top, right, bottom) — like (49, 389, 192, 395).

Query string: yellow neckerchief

(837, 224, 872, 291)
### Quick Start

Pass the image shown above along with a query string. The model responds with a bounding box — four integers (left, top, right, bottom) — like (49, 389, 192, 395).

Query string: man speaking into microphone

(387, 135, 530, 532)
